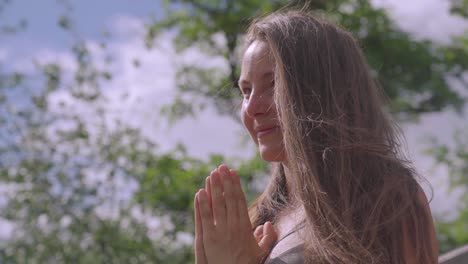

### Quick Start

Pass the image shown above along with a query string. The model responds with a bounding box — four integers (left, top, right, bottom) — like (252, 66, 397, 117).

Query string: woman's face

(239, 40, 286, 162)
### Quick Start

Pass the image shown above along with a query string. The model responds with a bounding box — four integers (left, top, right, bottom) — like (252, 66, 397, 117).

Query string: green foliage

(425, 130, 468, 254)
(450, 0, 468, 17)
(150, 0, 467, 122)
(147, 0, 288, 122)
(0, 7, 197, 260)
(427, 130, 468, 202)
(438, 210, 468, 254)
(436, 0, 468, 253)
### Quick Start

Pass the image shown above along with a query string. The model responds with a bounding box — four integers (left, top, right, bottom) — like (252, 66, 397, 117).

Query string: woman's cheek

(241, 115, 257, 145)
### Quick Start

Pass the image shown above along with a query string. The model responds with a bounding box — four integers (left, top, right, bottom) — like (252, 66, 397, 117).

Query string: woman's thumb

(254, 224, 264, 243)
(258, 221, 277, 252)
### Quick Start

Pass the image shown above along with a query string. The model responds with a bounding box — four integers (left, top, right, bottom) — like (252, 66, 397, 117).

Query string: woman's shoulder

(401, 185, 438, 263)
(264, 244, 304, 264)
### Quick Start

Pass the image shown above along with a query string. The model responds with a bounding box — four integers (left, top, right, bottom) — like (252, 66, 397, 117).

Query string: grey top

(263, 244, 304, 264)
(263, 220, 306, 264)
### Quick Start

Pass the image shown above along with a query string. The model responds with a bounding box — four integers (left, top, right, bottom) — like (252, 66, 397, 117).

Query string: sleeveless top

(263, 220, 306, 264)
(263, 244, 304, 264)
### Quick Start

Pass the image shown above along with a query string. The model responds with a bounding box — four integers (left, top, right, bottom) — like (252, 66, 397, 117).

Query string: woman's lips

(256, 126, 278, 138)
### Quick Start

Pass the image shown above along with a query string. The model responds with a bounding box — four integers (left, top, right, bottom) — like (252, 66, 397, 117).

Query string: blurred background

(0, 0, 467, 263)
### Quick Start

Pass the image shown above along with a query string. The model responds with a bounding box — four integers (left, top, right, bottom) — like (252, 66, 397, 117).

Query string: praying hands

(193, 164, 277, 264)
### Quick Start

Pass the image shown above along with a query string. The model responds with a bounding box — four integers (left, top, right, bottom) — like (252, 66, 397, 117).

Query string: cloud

(107, 14, 147, 39)
(0, 218, 15, 241)
(0, 48, 7, 61)
(372, 0, 468, 43)
(3, 13, 245, 158)
(82, 15, 245, 158)
(402, 109, 467, 219)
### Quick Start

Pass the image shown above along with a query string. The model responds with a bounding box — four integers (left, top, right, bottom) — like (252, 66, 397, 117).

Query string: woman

(193, 10, 438, 264)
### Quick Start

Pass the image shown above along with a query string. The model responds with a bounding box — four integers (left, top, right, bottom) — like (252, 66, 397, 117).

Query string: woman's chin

(259, 147, 286, 162)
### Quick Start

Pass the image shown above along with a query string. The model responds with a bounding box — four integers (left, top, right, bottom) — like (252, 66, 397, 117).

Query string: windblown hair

(245, 10, 437, 264)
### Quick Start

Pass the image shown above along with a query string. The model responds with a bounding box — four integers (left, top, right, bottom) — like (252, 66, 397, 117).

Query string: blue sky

(1, 0, 163, 56)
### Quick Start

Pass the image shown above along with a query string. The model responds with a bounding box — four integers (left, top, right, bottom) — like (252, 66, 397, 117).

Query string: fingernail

(219, 164, 229, 174)
(230, 171, 239, 184)
(198, 189, 206, 200)
(211, 172, 220, 184)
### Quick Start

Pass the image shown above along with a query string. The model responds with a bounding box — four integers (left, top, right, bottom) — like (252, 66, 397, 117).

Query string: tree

(0, 1, 204, 262)
(0, 2, 268, 261)
(150, 0, 467, 123)
(428, 130, 468, 254)
(427, 0, 468, 255)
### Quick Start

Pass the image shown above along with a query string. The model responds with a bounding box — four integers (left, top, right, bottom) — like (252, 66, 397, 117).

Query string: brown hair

(245, 10, 437, 263)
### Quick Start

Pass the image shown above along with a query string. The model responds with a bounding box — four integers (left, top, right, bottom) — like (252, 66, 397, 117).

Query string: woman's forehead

(242, 41, 272, 66)
(240, 41, 275, 83)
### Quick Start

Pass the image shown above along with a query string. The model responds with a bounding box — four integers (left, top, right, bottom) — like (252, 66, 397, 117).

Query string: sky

(1, 0, 467, 228)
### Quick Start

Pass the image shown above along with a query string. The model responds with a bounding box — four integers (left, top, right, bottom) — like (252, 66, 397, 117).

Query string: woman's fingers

(194, 194, 207, 264)
(210, 171, 227, 228)
(230, 169, 251, 229)
(198, 189, 216, 234)
(205, 176, 212, 213)
(258, 221, 278, 253)
(195, 194, 203, 238)
(219, 165, 239, 226)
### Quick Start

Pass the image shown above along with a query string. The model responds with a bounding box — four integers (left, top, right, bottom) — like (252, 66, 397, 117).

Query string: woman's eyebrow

(261, 71, 274, 80)
(238, 71, 274, 87)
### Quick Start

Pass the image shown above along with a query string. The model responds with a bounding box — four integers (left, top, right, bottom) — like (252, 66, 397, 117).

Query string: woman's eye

(241, 88, 252, 98)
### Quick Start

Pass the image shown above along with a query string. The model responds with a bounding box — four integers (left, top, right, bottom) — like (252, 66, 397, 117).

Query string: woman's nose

(245, 91, 273, 118)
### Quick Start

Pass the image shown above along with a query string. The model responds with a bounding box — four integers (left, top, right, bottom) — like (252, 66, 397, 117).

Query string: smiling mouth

(256, 126, 278, 138)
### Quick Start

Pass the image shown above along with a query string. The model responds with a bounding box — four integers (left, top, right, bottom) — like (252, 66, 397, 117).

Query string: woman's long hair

(245, 10, 437, 263)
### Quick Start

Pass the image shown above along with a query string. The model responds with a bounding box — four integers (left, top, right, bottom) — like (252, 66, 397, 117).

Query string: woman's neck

(281, 163, 299, 206)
